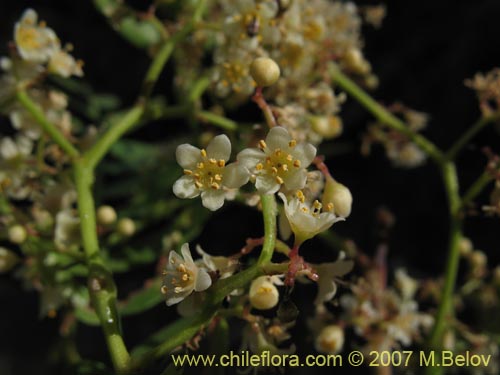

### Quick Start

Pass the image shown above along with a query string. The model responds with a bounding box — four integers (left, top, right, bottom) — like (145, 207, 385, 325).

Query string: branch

(15, 90, 80, 159)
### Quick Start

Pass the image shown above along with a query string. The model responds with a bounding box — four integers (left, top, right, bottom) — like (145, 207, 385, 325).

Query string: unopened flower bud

(311, 116, 343, 139)
(8, 225, 27, 244)
(249, 276, 280, 310)
(96, 205, 117, 225)
(0, 247, 20, 273)
(344, 48, 371, 75)
(315, 325, 344, 354)
(322, 177, 353, 218)
(250, 57, 280, 87)
(117, 218, 136, 237)
(458, 237, 473, 256)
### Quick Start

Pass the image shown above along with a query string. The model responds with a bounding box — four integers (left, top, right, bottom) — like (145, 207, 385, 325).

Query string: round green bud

(96, 205, 117, 225)
(117, 218, 136, 237)
(250, 57, 281, 87)
(8, 225, 27, 244)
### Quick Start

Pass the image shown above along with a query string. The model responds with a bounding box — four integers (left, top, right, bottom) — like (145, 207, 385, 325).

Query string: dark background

(1, 0, 500, 374)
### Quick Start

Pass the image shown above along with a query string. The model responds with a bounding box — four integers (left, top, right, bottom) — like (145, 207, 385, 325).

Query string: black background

(1, 0, 500, 374)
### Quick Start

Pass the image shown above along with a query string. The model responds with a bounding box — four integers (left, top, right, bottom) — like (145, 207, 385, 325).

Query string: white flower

(313, 260, 354, 305)
(54, 209, 81, 251)
(14, 9, 60, 63)
(278, 192, 343, 245)
(249, 275, 283, 310)
(48, 50, 83, 78)
(161, 243, 212, 306)
(195, 245, 238, 279)
(173, 135, 249, 211)
(237, 127, 316, 194)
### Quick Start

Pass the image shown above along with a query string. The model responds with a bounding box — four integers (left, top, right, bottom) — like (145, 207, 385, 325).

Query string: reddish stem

(252, 87, 278, 128)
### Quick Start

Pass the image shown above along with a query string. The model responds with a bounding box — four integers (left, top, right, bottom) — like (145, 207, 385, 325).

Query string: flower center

(296, 191, 334, 217)
(161, 262, 194, 295)
(256, 139, 301, 185)
(17, 27, 42, 50)
(184, 149, 226, 191)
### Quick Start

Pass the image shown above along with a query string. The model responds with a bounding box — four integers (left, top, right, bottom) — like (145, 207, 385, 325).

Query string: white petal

(294, 143, 317, 167)
(278, 207, 292, 240)
(206, 134, 231, 161)
(255, 175, 280, 194)
(223, 163, 249, 188)
(194, 268, 212, 291)
(282, 169, 307, 191)
(176, 144, 201, 169)
(201, 190, 226, 211)
(265, 126, 291, 151)
(173, 176, 199, 199)
(237, 148, 264, 170)
(180, 243, 194, 264)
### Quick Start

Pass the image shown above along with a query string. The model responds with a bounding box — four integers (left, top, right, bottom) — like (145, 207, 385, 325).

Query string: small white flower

(14, 9, 60, 63)
(237, 127, 316, 194)
(54, 209, 81, 251)
(313, 260, 354, 305)
(161, 243, 212, 306)
(278, 192, 343, 245)
(195, 245, 238, 279)
(173, 135, 249, 211)
(48, 50, 83, 78)
(315, 325, 344, 354)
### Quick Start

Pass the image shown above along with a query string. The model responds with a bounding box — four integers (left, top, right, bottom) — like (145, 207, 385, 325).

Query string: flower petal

(201, 190, 226, 211)
(223, 163, 249, 188)
(237, 147, 264, 170)
(194, 268, 212, 291)
(255, 175, 280, 194)
(282, 168, 307, 191)
(173, 176, 199, 199)
(176, 144, 201, 169)
(207, 134, 231, 161)
(180, 243, 194, 264)
(294, 143, 317, 167)
(265, 126, 291, 151)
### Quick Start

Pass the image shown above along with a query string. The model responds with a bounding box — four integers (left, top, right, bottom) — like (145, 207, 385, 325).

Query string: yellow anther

(209, 158, 217, 165)
(200, 149, 207, 157)
(296, 190, 305, 202)
(161, 286, 168, 294)
(256, 163, 264, 171)
(281, 164, 288, 171)
(174, 286, 183, 293)
(326, 203, 334, 212)
(183, 169, 193, 175)
(197, 162, 205, 169)
(313, 200, 322, 210)
(211, 182, 220, 190)
(266, 157, 272, 164)
(276, 176, 284, 184)
(301, 207, 309, 213)
(195, 181, 203, 189)
(271, 167, 278, 175)
(286, 154, 293, 161)
(193, 173, 201, 180)
(293, 160, 301, 168)
(214, 174, 222, 181)
(289, 139, 297, 148)
(274, 148, 282, 156)
(259, 140, 267, 149)
(178, 264, 187, 273)
(218, 160, 226, 167)
(182, 274, 189, 281)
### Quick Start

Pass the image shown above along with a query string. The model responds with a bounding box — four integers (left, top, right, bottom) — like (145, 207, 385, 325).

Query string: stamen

(209, 158, 217, 165)
(326, 203, 334, 212)
(197, 162, 205, 169)
(259, 140, 267, 149)
(182, 274, 189, 281)
(211, 182, 220, 190)
(195, 181, 203, 189)
(161, 286, 168, 294)
(281, 164, 288, 171)
(218, 160, 225, 167)
(274, 148, 282, 156)
(276, 176, 284, 184)
(183, 169, 193, 175)
(293, 160, 301, 168)
(214, 174, 222, 181)
(271, 167, 278, 175)
(178, 264, 187, 273)
(286, 154, 293, 161)
(289, 139, 297, 148)
(174, 286, 183, 293)
(296, 190, 305, 203)
(256, 163, 264, 171)
(200, 149, 207, 157)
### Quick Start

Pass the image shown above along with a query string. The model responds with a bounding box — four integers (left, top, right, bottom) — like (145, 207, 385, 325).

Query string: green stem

(461, 170, 495, 209)
(15, 90, 80, 159)
(328, 63, 444, 165)
(85, 105, 145, 169)
(446, 115, 498, 160)
(196, 110, 238, 131)
(74, 160, 130, 373)
(131, 195, 277, 370)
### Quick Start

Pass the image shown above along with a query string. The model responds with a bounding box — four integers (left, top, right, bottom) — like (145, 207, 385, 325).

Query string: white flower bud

(315, 325, 344, 354)
(96, 205, 117, 225)
(0, 247, 20, 273)
(8, 225, 27, 244)
(344, 48, 371, 75)
(458, 237, 473, 256)
(249, 276, 280, 310)
(250, 57, 281, 87)
(310, 116, 343, 139)
(322, 177, 353, 218)
(117, 218, 136, 236)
